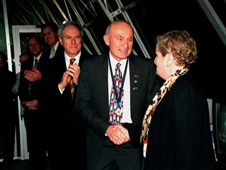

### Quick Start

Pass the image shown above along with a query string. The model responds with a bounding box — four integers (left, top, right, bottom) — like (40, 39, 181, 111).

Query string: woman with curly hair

(141, 30, 216, 170)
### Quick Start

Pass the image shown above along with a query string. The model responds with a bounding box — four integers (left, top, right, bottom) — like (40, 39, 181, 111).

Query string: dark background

(0, 0, 225, 98)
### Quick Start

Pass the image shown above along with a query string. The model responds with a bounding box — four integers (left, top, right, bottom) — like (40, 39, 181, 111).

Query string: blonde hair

(156, 30, 198, 67)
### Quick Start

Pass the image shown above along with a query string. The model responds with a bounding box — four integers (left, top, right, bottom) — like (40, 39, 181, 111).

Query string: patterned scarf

(141, 67, 189, 158)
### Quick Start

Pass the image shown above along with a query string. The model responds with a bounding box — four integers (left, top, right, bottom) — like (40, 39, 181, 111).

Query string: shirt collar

(109, 51, 127, 71)
(64, 51, 81, 64)
(33, 52, 42, 61)
(53, 41, 59, 51)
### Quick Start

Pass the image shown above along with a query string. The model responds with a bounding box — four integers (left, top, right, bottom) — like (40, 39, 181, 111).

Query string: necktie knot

(34, 59, 38, 68)
(116, 63, 121, 68)
(70, 58, 75, 65)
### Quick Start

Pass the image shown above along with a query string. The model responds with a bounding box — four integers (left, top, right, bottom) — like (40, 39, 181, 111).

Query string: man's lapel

(129, 55, 141, 113)
(100, 55, 109, 116)
(57, 53, 72, 98)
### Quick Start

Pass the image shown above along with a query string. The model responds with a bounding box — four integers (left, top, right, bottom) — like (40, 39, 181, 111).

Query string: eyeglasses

(42, 31, 53, 37)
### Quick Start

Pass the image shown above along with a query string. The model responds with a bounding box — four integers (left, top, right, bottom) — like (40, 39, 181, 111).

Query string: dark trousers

(0, 108, 16, 163)
(94, 140, 142, 170)
(48, 126, 87, 170)
(24, 109, 47, 169)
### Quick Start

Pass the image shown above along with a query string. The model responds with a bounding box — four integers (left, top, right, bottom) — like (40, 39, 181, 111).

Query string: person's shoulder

(41, 51, 50, 60)
(84, 54, 107, 64)
(21, 57, 32, 67)
(49, 55, 61, 66)
(173, 72, 205, 98)
(7, 69, 15, 77)
(129, 54, 155, 71)
(130, 54, 154, 64)
(57, 43, 64, 51)
(175, 72, 198, 87)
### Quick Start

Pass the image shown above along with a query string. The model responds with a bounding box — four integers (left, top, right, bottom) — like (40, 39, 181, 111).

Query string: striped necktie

(52, 48, 56, 58)
(70, 58, 75, 99)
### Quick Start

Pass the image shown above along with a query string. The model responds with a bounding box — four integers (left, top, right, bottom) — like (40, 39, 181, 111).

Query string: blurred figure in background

(41, 22, 64, 59)
(19, 36, 49, 170)
(0, 52, 16, 167)
(12, 52, 30, 123)
(12, 52, 30, 96)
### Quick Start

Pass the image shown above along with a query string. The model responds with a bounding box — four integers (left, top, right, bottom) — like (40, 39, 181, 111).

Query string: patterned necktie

(70, 58, 75, 99)
(52, 48, 56, 58)
(109, 63, 124, 125)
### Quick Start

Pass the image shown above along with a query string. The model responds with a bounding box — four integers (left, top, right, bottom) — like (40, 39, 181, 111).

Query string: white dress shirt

(33, 53, 42, 66)
(64, 51, 81, 69)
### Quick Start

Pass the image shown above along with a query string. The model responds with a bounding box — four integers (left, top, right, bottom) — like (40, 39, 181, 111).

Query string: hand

(24, 68, 42, 82)
(58, 63, 81, 90)
(106, 125, 130, 145)
(67, 63, 80, 85)
(24, 100, 38, 110)
(58, 71, 71, 90)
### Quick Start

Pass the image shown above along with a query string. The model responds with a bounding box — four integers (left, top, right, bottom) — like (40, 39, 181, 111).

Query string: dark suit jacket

(0, 66, 16, 162)
(19, 52, 49, 103)
(44, 48, 90, 130)
(45, 42, 64, 59)
(42, 47, 90, 169)
(0, 67, 16, 112)
(75, 53, 159, 169)
(0, 66, 16, 124)
(144, 73, 216, 170)
(19, 52, 49, 153)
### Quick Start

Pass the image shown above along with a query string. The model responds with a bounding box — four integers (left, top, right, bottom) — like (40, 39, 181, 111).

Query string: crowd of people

(0, 20, 216, 170)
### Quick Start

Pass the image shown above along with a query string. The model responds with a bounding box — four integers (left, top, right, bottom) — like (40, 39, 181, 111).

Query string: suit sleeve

(19, 62, 28, 103)
(75, 60, 109, 140)
(129, 60, 160, 147)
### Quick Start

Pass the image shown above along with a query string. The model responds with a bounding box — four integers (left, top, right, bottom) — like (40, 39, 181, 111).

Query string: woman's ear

(166, 53, 174, 67)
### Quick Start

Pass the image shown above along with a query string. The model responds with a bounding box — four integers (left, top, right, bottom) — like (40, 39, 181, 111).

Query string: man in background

(43, 21, 90, 170)
(41, 22, 64, 59)
(0, 52, 16, 168)
(19, 36, 49, 170)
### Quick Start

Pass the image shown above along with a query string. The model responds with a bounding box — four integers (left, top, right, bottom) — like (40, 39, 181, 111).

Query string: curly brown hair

(156, 30, 198, 67)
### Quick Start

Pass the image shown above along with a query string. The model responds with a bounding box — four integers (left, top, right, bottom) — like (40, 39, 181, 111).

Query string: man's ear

(59, 37, 63, 45)
(103, 34, 109, 46)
